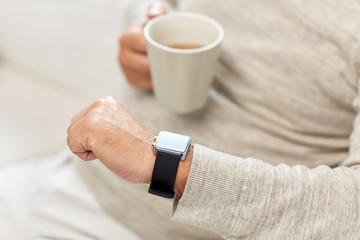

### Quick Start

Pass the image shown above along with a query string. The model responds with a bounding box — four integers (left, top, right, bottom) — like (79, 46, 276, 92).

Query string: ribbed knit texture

(169, 1, 360, 239)
(172, 144, 360, 239)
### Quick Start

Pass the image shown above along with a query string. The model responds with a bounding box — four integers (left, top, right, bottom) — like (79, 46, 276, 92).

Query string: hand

(67, 96, 155, 184)
(118, 2, 167, 90)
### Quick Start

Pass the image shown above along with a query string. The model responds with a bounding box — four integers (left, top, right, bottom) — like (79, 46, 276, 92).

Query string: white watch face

(155, 131, 191, 153)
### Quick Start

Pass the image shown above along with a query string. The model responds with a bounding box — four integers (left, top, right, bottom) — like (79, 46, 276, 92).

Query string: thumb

(147, 2, 167, 19)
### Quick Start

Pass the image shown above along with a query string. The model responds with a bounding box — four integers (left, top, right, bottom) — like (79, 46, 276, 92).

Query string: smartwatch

(148, 131, 192, 198)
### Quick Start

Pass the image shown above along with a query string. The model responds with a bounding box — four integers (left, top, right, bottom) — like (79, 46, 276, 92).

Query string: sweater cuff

(171, 144, 245, 235)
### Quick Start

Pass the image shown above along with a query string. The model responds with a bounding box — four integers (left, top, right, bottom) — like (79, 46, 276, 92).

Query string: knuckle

(91, 105, 106, 115)
(92, 98, 108, 107)
(118, 50, 134, 69)
(119, 34, 125, 47)
(67, 136, 77, 153)
(118, 52, 127, 66)
(127, 77, 141, 87)
(127, 77, 136, 85)
(103, 96, 115, 103)
(122, 25, 147, 52)
(83, 116, 100, 131)
(91, 96, 117, 111)
(119, 29, 131, 47)
(141, 64, 151, 75)
(119, 34, 128, 50)
(138, 38, 147, 52)
(119, 26, 138, 47)
(66, 135, 72, 147)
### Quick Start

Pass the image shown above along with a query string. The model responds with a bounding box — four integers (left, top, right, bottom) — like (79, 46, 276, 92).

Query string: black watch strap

(148, 151, 181, 198)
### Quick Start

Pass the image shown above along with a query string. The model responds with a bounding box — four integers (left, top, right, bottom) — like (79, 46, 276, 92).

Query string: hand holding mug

(118, 2, 167, 90)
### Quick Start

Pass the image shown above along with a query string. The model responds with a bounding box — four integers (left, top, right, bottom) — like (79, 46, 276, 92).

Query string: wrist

(148, 131, 192, 198)
(174, 145, 193, 197)
(135, 132, 156, 184)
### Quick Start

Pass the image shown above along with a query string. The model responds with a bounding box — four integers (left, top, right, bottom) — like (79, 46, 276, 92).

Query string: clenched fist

(67, 96, 155, 184)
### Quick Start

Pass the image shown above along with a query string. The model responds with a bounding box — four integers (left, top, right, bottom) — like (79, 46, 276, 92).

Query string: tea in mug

(168, 44, 203, 49)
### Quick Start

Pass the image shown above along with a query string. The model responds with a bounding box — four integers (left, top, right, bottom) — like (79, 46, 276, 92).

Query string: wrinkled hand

(118, 2, 167, 90)
(67, 96, 155, 184)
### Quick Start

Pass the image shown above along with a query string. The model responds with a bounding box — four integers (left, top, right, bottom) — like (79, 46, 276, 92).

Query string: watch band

(148, 150, 181, 198)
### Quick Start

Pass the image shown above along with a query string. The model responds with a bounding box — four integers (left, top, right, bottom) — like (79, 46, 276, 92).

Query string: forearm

(172, 144, 360, 239)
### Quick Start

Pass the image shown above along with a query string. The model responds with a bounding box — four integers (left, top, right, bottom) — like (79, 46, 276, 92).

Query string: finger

(74, 151, 97, 161)
(67, 108, 87, 139)
(67, 114, 86, 151)
(122, 67, 152, 90)
(67, 110, 89, 138)
(67, 99, 103, 135)
(147, 2, 167, 19)
(69, 104, 92, 127)
(120, 25, 147, 53)
(119, 48, 150, 74)
(101, 96, 118, 104)
(68, 97, 114, 135)
(67, 118, 97, 161)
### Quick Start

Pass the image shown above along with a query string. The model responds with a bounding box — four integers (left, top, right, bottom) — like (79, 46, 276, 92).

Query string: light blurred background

(0, 0, 152, 165)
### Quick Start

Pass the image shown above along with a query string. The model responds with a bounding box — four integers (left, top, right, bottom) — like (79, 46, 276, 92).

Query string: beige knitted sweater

(167, 0, 360, 239)
(119, 0, 360, 239)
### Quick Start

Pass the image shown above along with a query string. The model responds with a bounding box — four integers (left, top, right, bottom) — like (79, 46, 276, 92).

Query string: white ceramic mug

(144, 12, 224, 114)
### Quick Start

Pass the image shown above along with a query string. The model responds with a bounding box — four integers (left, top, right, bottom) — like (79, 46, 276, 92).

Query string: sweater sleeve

(172, 91, 360, 239)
